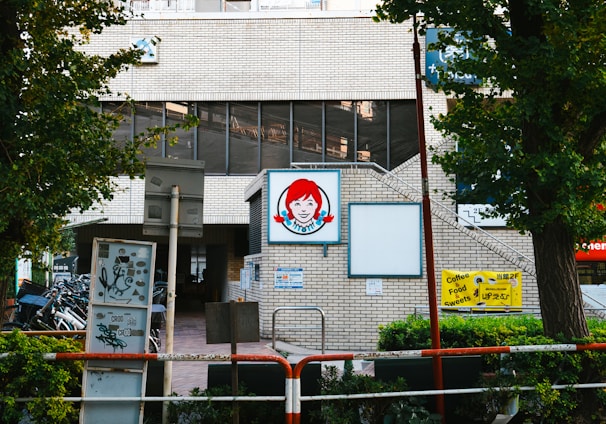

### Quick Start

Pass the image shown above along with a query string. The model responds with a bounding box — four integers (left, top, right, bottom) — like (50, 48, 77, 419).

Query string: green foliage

(0, 0, 199, 304)
(378, 314, 545, 370)
(168, 384, 284, 424)
(494, 333, 606, 423)
(0, 0, 141, 274)
(375, 0, 606, 240)
(0, 330, 83, 423)
(375, 0, 606, 342)
(378, 315, 606, 422)
(313, 360, 439, 424)
(378, 315, 433, 350)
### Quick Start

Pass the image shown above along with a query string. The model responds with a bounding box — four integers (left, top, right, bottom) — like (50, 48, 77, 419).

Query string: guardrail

(4, 343, 606, 423)
(272, 306, 326, 354)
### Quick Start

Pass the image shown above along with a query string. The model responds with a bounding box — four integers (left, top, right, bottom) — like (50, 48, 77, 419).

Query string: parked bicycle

(2, 276, 166, 353)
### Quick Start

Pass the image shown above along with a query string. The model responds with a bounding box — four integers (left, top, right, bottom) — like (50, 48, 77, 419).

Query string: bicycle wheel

(149, 335, 160, 353)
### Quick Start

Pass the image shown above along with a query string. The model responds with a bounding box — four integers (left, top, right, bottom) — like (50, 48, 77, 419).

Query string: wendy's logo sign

(273, 178, 334, 235)
(268, 171, 340, 244)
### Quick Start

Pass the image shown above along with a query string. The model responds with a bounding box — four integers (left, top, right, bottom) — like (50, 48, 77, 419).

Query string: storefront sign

(268, 170, 340, 244)
(349, 202, 422, 277)
(576, 240, 606, 261)
(441, 269, 522, 310)
(425, 28, 481, 86)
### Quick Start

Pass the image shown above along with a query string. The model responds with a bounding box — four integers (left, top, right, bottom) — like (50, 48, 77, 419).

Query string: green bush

(312, 360, 440, 424)
(498, 333, 606, 423)
(168, 384, 284, 424)
(379, 314, 546, 370)
(378, 314, 546, 352)
(0, 330, 83, 423)
(378, 315, 606, 423)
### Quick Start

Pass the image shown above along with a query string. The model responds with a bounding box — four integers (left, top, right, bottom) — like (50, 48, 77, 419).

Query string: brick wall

(74, 14, 541, 351)
(239, 164, 539, 352)
(87, 17, 417, 102)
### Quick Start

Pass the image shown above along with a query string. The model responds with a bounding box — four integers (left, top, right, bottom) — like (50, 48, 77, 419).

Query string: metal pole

(412, 15, 445, 420)
(230, 300, 240, 424)
(162, 185, 180, 424)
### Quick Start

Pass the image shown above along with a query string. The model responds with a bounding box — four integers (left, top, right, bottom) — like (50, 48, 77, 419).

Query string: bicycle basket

(17, 294, 49, 324)
(16, 280, 47, 300)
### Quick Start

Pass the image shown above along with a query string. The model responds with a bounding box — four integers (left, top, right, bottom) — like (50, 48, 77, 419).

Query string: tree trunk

(532, 220, 589, 340)
(0, 281, 6, 328)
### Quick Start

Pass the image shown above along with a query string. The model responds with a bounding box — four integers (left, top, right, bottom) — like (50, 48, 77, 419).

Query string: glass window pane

(229, 102, 259, 175)
(357, 101, 387, 168)
(104, 101, 132, 151)
(390, 101, 419, 169)
(293, 102, 323, 163)
(261, 102, 290, 170)
(197, 102, 227, 175)
(135, 102, 164, 159)
(325, 101, 355, 162)
(166, 102, 195, 160)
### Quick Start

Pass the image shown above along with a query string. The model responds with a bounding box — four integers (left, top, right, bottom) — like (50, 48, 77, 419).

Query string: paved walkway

(165, 299, 368, 395)
(168, 301, 277, 395)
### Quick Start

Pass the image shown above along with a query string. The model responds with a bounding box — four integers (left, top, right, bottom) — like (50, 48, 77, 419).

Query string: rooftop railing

(126, 0, 375, 14)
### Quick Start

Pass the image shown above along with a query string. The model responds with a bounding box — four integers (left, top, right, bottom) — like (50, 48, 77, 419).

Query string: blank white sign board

(348, 203, 422, 277)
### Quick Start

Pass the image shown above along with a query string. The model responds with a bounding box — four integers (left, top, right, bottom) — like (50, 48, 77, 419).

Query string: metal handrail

(272, 306, 326, 354)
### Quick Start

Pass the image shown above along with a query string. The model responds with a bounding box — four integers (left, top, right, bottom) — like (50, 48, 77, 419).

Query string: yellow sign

(441, 270, 522, 310)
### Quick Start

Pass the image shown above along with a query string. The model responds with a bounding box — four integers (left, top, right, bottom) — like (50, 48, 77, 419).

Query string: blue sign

(274, 267, 304, 289)
(425, 28, 481, 86)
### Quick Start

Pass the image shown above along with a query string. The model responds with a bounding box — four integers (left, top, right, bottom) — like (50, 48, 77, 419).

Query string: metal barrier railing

(272, 306, 326, 354)
(0, 352, 295, 424)
(413, 305, 606, 319)
(290, 342, 606, 424)
(5, 343, 606, 424)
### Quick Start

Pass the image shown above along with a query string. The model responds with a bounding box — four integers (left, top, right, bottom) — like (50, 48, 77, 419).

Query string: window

(261, 102, 290, 170)
(197, 102, 227, 174)
(102, 102, 132, 150)
(390, 101, 420, 168)
(136, 102, 164, 158)
(325, 101, 355, 162)
(166, 102, 195, 160)
(293, 102, 323, 163)
(357, 101, 387, 167)
(229, 102, 260, 174)
(577, 262, 606, 285)
(107, 100, 419, 174)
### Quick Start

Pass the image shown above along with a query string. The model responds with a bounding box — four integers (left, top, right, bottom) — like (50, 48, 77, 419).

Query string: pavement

(168, 299, 366, 395)
(169, 302, 274, 395)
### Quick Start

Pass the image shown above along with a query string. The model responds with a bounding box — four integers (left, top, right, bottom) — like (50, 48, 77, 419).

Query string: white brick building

(68, 2, 540, 351)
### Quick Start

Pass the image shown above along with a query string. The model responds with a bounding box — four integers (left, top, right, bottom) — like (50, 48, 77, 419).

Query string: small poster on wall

(274, 267, 304, 289)
(366, 279, 383, 295)
(268, 170, 340, 244)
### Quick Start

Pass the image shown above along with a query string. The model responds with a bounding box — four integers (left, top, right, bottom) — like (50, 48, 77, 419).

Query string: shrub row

(0, 330, 83, 424)
(378, 314, 606, 422)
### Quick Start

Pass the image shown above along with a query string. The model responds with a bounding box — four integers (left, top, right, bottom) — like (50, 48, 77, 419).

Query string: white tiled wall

(76, 14, 539, 351)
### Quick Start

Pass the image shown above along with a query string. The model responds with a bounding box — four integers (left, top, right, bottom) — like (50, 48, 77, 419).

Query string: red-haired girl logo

(273, 178, 334, 235)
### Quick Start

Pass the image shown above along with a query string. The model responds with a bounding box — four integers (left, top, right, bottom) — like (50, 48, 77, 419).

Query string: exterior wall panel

(71, 13, 542, 351)
(89, 18, 416, 101)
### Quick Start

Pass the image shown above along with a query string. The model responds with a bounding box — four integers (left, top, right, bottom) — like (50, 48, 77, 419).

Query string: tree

(0, 0, 148, 321)
(375, 0, 606, 341)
